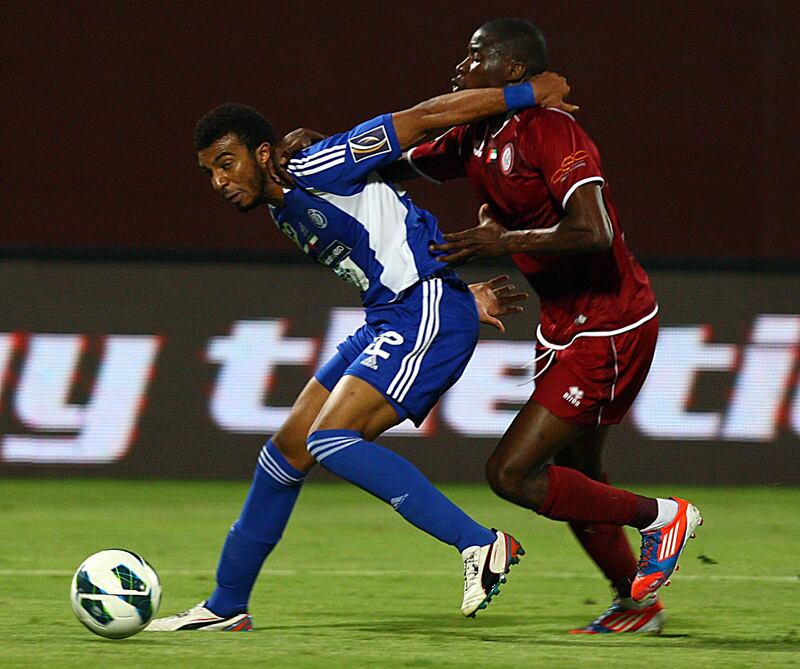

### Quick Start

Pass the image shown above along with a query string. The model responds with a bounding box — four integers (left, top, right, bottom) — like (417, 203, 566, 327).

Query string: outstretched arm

(391, 72, 572, 149)
(431, 185, 613, 263)
(271, 72, 575, 186)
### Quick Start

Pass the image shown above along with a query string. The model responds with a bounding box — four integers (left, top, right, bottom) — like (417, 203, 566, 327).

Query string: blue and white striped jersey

(269, 114, 449, 308)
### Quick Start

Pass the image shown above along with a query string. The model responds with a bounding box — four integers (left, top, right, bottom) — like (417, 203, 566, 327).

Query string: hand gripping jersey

(271, 114, 450, 309)
(407, 108, 657, 346)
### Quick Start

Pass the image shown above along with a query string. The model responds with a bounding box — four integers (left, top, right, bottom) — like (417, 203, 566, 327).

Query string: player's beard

(237, 168, 268, 212)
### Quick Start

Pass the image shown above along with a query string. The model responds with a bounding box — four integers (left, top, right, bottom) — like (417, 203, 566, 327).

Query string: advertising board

(1, 260, 797, 483)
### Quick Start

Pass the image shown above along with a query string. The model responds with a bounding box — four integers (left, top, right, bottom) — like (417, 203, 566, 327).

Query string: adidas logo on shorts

(360, 354, 379, 370)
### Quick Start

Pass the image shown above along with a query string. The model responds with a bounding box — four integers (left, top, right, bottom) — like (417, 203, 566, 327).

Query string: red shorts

(532, 316, 658, 427)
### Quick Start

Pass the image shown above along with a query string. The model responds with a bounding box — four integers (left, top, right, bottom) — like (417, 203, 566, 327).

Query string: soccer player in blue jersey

(148, 74, 572, 631)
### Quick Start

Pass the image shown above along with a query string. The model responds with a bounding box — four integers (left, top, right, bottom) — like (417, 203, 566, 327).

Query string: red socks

(568, 520, 638, 597)
(540, 466, 651, 598)
(538, 465, 657, 529)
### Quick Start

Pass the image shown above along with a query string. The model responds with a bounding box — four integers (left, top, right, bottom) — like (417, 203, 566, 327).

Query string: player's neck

(264, 180, 286, 207)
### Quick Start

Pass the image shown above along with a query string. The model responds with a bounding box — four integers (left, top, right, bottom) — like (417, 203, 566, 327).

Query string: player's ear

(255, 142, 272, 169)
(506, 60, 527, 83)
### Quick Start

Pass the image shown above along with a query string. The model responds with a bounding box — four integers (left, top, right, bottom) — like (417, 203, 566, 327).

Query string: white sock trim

(641, 498, 679, 532)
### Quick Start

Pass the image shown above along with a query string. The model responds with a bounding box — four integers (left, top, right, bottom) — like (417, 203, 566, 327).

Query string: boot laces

(637, 533, 658, 571)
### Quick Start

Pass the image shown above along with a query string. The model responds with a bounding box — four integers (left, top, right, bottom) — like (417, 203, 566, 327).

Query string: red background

(2, 1, 798, 261)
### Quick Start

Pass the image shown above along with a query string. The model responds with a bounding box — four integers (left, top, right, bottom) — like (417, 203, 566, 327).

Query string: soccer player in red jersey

(406, 19, 703, 633)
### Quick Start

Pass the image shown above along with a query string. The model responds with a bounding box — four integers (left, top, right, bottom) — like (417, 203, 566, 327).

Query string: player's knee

(485, 453, 549, 507)
(485, 455, 522, 501)
(272, 430, 315, 472)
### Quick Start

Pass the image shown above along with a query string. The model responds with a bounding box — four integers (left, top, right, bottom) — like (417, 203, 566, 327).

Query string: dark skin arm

(271, 71, 575, 186)
(430, 184, 613, 263)
(390, 82, 526, 149)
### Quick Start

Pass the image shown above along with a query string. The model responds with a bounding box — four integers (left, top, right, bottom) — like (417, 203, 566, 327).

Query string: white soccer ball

(70, 549, 162, 639)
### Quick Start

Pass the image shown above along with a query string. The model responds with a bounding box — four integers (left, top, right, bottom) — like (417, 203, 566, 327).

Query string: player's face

(197, 133, 267, 212)
(452, 29, 508, 91)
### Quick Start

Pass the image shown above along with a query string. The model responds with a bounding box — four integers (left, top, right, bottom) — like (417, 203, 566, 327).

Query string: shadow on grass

(262, 613, 800, 654)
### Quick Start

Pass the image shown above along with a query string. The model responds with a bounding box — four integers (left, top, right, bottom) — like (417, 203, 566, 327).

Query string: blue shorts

(315, 273, 479, 426)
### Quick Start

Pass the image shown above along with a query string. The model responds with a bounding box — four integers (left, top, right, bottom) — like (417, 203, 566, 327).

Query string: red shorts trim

(532, 316, 658, 427)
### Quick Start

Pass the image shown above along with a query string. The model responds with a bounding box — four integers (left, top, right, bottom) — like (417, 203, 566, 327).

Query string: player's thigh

(273, 377, 331, 471)
(488, 397, 587, 478)
(310, 374, 401, 440)
(311, 275, 478, 440)
(488, 337, 614, 476)
(553, 425, 610, 479)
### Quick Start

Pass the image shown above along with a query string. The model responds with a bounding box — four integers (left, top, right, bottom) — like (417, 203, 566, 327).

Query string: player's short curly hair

(479, 18, 549, 77)
(194, 103, 277, 152)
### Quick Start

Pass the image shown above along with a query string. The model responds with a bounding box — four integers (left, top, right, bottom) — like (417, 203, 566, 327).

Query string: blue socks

(206, 440, 305, 617)
(207, 430, 496, 617)
(307, 429, 495, 552)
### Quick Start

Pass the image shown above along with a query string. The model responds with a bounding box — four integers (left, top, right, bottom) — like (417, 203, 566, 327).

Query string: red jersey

(407, 107, 656, 345)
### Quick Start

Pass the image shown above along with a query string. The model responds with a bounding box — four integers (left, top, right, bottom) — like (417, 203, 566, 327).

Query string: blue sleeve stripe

(290, 143, 347, 166)
(288, 147, 347, 176)
(290, 156, 346, 176)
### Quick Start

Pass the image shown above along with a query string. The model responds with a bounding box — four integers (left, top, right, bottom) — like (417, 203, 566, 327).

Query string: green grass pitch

(1, 479, 798, 668)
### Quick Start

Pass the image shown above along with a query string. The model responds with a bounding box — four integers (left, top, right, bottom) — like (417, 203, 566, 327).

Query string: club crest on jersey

(500, 143, 514, 174)
(307, 208, 328, 229)
(349, 125, 392, 162)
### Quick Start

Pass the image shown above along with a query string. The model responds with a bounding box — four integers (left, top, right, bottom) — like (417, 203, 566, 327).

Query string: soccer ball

(70, 549, 162, 639)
